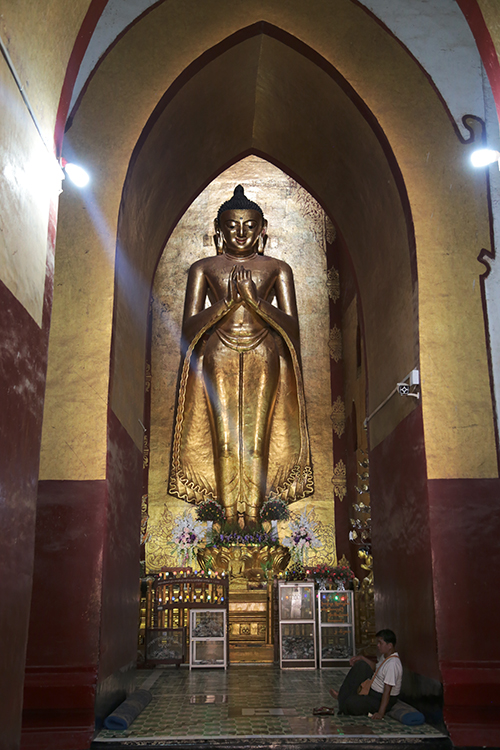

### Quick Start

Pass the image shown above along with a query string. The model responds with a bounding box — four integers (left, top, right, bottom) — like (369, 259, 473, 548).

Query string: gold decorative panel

(332, 459, 347, 501)
(331, 396, 346, 438)
(141, 493, 150, 544)
(325, 217, 337, 245)
(329, 325, 343, 362)
(143, 434, 149, 470)
(326, 266, 340, 303)
(295, 189, 327, 248)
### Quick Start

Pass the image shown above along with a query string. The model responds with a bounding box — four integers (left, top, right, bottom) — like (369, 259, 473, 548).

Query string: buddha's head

(214, 185, 268, 256)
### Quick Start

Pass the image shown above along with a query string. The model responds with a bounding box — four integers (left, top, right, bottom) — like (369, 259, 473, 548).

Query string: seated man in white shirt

(329, 629, 403, 719)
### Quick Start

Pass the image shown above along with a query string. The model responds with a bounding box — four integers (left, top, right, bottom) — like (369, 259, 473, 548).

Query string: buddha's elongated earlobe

(213, 232, 224, 254)
(213, 220, 224, 254)
(258, 231, 268, 255)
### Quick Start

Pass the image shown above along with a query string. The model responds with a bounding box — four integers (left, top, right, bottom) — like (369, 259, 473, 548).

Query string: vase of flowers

(308, 562, 355, 590)
(195, 499, 225, 537)
(195, 499, 225, 524)
(332, 563, 355, 589)
(282, 507, 321, 566)
(260, 497, 290, 521)
(260, 497, 289, 535)
(171, 511, 204, 566)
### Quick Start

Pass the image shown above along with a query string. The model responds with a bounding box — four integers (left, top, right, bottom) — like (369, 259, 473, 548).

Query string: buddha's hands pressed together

(233, 266, 259, 307)
(225, 265, 241, 308)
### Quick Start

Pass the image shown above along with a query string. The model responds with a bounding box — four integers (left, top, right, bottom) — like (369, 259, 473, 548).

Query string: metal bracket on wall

(364, 368, 420, 427)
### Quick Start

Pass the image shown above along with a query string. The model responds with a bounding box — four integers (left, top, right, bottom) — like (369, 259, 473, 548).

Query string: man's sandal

(313, 706, 336, 716)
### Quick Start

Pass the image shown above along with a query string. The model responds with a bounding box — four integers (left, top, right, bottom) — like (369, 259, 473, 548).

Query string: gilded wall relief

(325, 216, 337, 245)
(331, 396, 346, 438)
(141, 494, 150, 545)
(326, 266, 340, 303)
(329, 325, 343, 362)
(332, 458, 347, 501)
(146, 503, 187, 571)
(295, 188, 327, 249)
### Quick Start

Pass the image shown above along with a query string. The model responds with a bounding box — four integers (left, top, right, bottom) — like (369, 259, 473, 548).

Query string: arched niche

(111, 27, 416, 460)
(146, 156, 341, 570)
(46, 10, 496, 486)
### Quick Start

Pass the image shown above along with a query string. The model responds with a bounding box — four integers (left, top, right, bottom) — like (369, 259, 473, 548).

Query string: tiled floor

(93, 666, 447, 745)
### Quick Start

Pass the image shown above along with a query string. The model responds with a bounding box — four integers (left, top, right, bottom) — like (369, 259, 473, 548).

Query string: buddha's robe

(169, 257, 313, 520)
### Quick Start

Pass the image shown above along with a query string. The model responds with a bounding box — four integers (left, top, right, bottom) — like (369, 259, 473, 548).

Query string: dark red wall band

(54, 0, 109, 155)
(456, 0, 500, 126)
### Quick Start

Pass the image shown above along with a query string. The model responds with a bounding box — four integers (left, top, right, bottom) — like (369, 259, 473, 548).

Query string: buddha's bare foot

(329, 688, 339, 700)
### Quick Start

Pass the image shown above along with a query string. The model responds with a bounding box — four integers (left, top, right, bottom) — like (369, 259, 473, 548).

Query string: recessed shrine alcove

(146, 156, 341, 572)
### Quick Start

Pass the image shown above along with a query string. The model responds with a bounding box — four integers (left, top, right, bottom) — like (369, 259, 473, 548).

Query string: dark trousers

(337, 660, 398, 716)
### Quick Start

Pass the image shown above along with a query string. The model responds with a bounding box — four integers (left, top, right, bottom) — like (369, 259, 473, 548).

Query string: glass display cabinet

(317, 589, 355, 667)
(146, 627, 186, 665)
(278, 581, 316, 668)
(189, 609, 227, 669)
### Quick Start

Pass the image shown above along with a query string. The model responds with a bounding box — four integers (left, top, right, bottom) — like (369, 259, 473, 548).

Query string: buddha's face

(217, 209, 266, 256)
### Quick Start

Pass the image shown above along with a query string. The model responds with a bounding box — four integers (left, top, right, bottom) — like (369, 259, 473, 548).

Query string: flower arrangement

(171, 511, 204, 566)
(282, 507, 321, 564)
(309, 562, 355, 589)
(260, 497, 290, 522)
(208, 527, 280, 549)
(195, 499, 226, 524)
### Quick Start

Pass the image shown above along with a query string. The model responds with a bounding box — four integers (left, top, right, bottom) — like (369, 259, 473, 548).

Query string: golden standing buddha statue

(169, 186, 313, 527)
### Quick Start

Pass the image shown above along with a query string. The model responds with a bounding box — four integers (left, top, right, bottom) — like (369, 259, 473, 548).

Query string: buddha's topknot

(217, 185, 264, 219)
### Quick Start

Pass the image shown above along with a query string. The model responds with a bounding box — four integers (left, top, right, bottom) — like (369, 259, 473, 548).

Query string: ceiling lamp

(62, 160, 90, 187)
(470, 148, 500, 169)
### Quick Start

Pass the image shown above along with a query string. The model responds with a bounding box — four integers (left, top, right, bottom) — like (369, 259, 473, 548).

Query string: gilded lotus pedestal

(196, 543, 290, 580)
